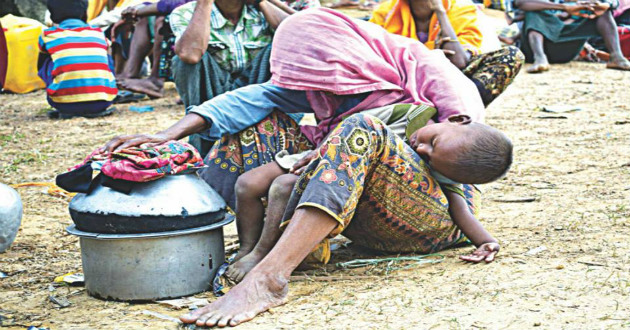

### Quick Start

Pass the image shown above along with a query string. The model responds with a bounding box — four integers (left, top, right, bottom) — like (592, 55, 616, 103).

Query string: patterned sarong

(463, 46, 525, 106)
(282, 114, 480, 257)
(199, 110, 313, 210)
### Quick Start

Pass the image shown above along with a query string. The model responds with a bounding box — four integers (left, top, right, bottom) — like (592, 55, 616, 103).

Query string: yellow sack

(0, 14, 46, 94)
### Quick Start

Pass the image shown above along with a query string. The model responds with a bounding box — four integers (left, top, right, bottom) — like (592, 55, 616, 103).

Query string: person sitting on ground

(516, 0, 630, 72)
(38, 0, 117, 119)
(114, 0, 193, 98)
(170, 0, 318, 155)
(101, 9, 512, 326)
(370, 0, 525, 106)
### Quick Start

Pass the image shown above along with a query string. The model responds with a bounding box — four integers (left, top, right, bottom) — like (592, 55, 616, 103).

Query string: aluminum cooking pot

(66, 215, 233, 301)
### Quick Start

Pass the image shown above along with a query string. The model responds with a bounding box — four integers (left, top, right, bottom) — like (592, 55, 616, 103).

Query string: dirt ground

(1, 26, 630, 330)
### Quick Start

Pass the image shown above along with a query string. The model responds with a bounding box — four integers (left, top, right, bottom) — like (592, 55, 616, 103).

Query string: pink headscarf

(270, 8, 484, 145)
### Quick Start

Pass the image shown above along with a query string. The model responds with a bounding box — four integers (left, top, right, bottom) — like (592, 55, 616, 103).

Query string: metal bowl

(0, 183, 22, 253)
(66, 215, 234, 301)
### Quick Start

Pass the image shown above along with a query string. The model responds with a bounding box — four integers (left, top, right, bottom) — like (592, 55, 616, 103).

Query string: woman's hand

(100, 133, 170, 155)
(289, 150, 318, 175)
(460, 242, 500, 263)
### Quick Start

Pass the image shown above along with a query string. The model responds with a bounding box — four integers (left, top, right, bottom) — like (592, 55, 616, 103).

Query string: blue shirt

(188, 82, 368, 140)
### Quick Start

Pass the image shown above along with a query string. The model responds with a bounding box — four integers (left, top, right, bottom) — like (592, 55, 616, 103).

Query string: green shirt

(170, 1, 273, 73)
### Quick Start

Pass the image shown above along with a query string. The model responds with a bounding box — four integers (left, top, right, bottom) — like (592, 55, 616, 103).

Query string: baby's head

(409, 115, 513, 184)
(47, 0, 88, 24)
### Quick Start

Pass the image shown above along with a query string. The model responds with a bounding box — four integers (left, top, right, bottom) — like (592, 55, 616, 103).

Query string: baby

(226, 111, 512, 282)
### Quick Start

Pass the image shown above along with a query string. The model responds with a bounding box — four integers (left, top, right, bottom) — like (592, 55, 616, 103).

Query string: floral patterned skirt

(464, 46, 525, 106)
(199, 110, 313, 210)
(282, 114, 480, 257)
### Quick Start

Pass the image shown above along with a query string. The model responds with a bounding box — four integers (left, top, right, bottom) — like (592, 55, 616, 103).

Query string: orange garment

(87, 0, 109, 21)
(369, 0, 483, 54)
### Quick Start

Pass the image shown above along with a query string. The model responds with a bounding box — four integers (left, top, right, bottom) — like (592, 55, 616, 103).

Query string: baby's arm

(445, 189, 500, 263)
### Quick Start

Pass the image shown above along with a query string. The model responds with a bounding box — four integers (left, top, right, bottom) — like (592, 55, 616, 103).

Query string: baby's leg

(227, 173, 298, 282)
(233, 162, 285, 262)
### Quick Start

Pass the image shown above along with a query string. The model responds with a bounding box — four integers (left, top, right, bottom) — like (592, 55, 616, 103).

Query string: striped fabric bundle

(38, 19, 116, 104)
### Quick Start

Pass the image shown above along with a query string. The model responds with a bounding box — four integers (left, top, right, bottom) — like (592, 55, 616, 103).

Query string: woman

(515, 0, 630, 73)
(103, 9, 503, 327)
(370, 0, 525, 105)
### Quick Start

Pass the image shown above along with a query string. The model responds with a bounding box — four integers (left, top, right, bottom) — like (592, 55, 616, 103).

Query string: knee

(527, 30, 543, 39)
(268, 174, 298, 201)
(235, 172, 265, 199)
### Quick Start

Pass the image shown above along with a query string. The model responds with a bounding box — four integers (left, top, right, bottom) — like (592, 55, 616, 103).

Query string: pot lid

(69, 173, 226, 218)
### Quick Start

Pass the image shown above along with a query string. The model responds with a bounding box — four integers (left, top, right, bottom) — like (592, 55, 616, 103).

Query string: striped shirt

(39, 19, 117, 103)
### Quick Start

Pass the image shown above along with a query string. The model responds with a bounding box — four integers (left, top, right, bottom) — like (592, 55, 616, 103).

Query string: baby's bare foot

(226, 250, 266, 283)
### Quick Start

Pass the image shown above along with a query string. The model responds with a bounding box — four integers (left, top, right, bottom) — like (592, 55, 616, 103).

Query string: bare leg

(227, 174, 298, 282)
(119, 16, 167, 97)
(180, 207, 338, 327)
(498, 31, 520, 45)
(596, 11, 630, 70)
(113, 46, 126, 76)
(232, 162, 286, 263)
(526, 30, 550, 73)
(117, 17, 152, 80)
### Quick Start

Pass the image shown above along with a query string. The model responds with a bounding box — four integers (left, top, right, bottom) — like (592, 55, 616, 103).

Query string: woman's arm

(174, 0, 213, 64)
(429, 0, 471, 69)
(101, 113, 209, 153)
(445, 189, 500, 262)
(102, 83, 313, 153)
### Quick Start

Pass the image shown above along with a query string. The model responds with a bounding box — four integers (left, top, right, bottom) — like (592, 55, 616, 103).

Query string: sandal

(48, 107, 117, 119)
(113, 90, 147, 104)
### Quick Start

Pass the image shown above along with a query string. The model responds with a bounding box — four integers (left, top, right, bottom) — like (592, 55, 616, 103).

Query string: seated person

(370, 0, 525, 106)
(170, 0, 318, 106)
(115, 0, 194, 98)
(515, 0, 630, 72)
(38, 0, 117, 119)
(101, 9, 511, 327)
(170, 0, 317, 154)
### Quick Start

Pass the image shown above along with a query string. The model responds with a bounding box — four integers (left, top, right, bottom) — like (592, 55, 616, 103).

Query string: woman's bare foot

(527, 55, 550, 73)
(180, 271, 288, 327)
(606, 54, 630, 71)
(226, 249, 266, 283)
(119, 77, 164, 98)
